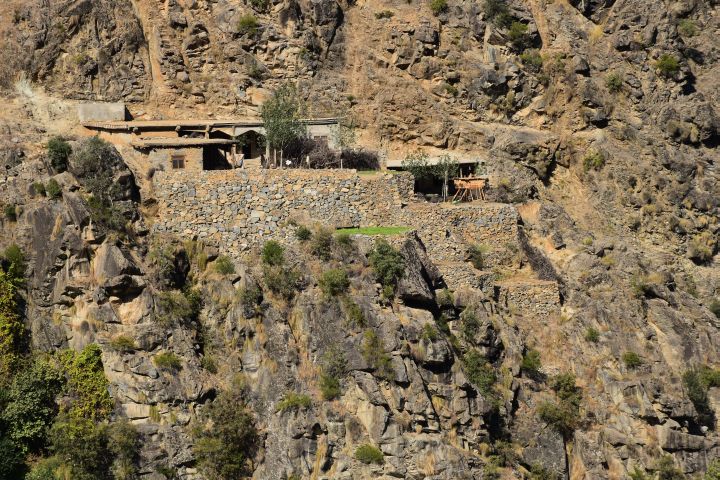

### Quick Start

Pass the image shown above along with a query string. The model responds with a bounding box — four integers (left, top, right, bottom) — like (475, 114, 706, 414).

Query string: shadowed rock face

(0, 0, 719, 477)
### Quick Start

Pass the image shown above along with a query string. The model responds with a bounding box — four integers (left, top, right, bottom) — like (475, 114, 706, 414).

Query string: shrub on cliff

(261, 241, 284, 266)
(193, 383, 259, 480)
(320, 347, 347, 400)
(521, 349, 542, 379)
(213, 255, 235, 275)
(46, 179, 62, 199)
(606, 72, 623, 93)
(656, 54, 680, 78)
(237, 14, 259, 35)
(153, 352, 182, 371)
(369, 239, 405, 291)
(3, 204, 17, 222)
(622, 351, 642, 369)
(319, 269, 349, 297)
(355, 444, 384, 464)
(295, 225, 312, 242)
(263, 265, 301, 299)
(463, 350, 497, 397)
(277, 392, 312, 412)
(47, 137, 71, 173)
(362, 329, 394, 380)
(484, 0, 512, 26)
(310, 228, 333, 260)
(430, 0, 448, 16)
(683, 366, 720, 428)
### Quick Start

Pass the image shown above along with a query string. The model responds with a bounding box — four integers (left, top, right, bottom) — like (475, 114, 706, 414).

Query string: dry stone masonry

(153, 169, 560, 319)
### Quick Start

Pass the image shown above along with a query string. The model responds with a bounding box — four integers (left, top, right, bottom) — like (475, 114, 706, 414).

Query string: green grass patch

(335, 226, 410, 236)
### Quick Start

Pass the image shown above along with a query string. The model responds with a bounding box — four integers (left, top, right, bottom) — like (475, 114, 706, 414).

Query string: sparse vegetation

(155, 289, 201, 327)
(538, 373, 582, 438)
(374, 10, 395, 19)
(468, 243, 488, 269)
(46, 179, 62, 199)
(484, 0, 512, 27)
(319, 268, 350, 297)
(213, 255, 235, 275)
(277, 392, 312, 412)
(4, 204, 17, 222)
(437, 288, 454, 308)
(508, 21, 529, 50)
(355, 444, 384, 464)
(687, 232, 715, 264)
(341, 296, 365, 327)
(584, 327, 600, 343)
(319, 347, 347, 400)
(421, 323, 439, 342)
(362, 329, 394, 380)
(677, 19, 698, 37)
(521, 349, 542, 379)
(262, 240, 285, 266)
(47, 137, 71, 172)
(520, 49, 543, 72)
(32, 182, 46, 196)
(310, 228, 333, 260)
(263, 265, 301, 299)
(656, 54, 680, 78)
(683, 366, 720, 428)
(295, 225, 312, 242)
(606, 72, 623, 92)
(109, 335, 137, 353)
(237, 14, 260, 35)
(583, 150, 606, 172)
(655, 455, 685, 480)
(154, 352, 182, 371)
(622, 351, 643, 369)
(709, 299, 720, 319)
(58, 344, 114, 420)
(429, 0, 448, 16)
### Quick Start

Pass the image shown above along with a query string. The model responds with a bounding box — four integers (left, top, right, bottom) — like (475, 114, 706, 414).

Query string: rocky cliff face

(0, 0, 719, 479)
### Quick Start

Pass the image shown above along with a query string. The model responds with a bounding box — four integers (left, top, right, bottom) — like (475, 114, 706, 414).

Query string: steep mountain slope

(0, 0, 719, 479)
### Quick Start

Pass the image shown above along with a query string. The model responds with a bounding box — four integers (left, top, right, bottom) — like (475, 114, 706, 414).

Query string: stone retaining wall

(153, 169, 519, 268)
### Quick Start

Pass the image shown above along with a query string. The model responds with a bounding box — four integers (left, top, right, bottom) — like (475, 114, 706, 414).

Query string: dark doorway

(202, 147, 232, 170)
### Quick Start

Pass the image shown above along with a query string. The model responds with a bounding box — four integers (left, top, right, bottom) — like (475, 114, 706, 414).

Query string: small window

(171, 154, 185, 169)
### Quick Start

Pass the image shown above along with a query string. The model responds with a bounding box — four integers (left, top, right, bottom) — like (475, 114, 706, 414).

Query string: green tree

(401, 152, 459, 200)
(57, 344, 113, 421)
(368, 239, 405, 291)
(193, 385, 259, 479)
(48, 416, 112, 480)
(47, 137, 72, 173)
(261, 83, 306, 165)
(0, 270, 24, 381)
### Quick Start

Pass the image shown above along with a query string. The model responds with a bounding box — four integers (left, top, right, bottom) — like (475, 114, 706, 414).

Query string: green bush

(237, 14, 259, 35)
(508, 21, 528, 50)
(201, 355, 218, 374)
(46, 179, 62, 199)
(362, 329, 394, 380)
(355, 444, 384, 464)
(537, 400, 579, 438)
(583, 150, 605, 172)
(192, 383, 259, 480)
(683, 366, 720, 428)
(622, 351, 643, 369)
(250, 0, 269, 11)
(460, 308, 480, 341)
(263, 265, 301, 299)
(706, 459, 720, 480)
(677, 19, 698, 37)
(47, 136, 71, 172)
(108, 335, 137, 353)
(430, 0, 448, 15)
(310, 228, 333, 260)
(0, 269, 24, 379)
(277, 392, 312, 412)
(437, 288, 454, 308)
(341, 296, 365, 327)
(520, 50, 543, 72)
(155, 289, 201, 327)
(484, 0, 511, 26)
(214, 255, 235, 275)
(468, 244, 488, 270)
(421, 323, 439, 342)
(606, 72, 623, 92)
(154, 352, 182, 371)
(374, 10, 395, 19)
(319, 268, 350, 297)
(1, 358, 64, 458)
(369, 239, 405, 290)
(261, 240, 284, 266)
(48, 416, 113, 480)
(320, 347, 347, 400)
(584, 327, 600, 343)
(656, 54, 680, 78)
(3, 243, 26, 283)
(4, 204, 17, 222)
(521, 349, 542, 378)
(295, 225, 312, 242)
(57, 344, 113, 421)
(32, 182, 46, 196)
(238, 283, 263, 316)
(107, 421, 141, 480)
(463, 350, 497, 396)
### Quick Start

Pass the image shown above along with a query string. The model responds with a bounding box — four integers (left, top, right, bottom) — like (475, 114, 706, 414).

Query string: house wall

(147, 147, 204, 173)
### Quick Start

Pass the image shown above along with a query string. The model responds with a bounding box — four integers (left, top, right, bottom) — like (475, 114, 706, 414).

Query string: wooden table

(452, 176, 488, 202)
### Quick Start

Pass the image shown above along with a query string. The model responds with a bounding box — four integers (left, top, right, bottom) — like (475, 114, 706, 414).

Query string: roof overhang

(130, 138, 241, 148)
